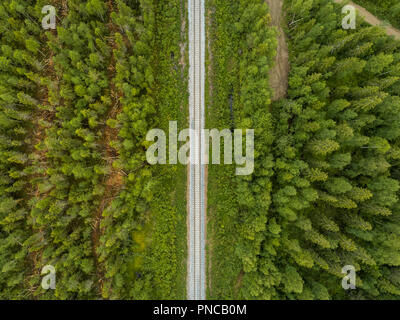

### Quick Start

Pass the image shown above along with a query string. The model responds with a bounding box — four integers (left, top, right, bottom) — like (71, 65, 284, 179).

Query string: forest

(208, 0, 400, 299)
(268, 0, 400, 300)
(0, 0, 187, 299)
(1, 0, 400, 300)
(206, 0, 276, 299)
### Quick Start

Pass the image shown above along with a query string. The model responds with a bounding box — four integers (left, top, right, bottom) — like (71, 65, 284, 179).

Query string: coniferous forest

(208, 0, 400, 300)
(1, 0, 400, 300)
(0, 0, 187, 299)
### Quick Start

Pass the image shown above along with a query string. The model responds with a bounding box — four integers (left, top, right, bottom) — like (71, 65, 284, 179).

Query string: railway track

(188, 0, 206, 300)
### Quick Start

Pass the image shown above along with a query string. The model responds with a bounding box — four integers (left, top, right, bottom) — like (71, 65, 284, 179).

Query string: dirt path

(266, 0, 289, 101)
(334, 0, 400, 40)
(91, 0, 124, 297)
